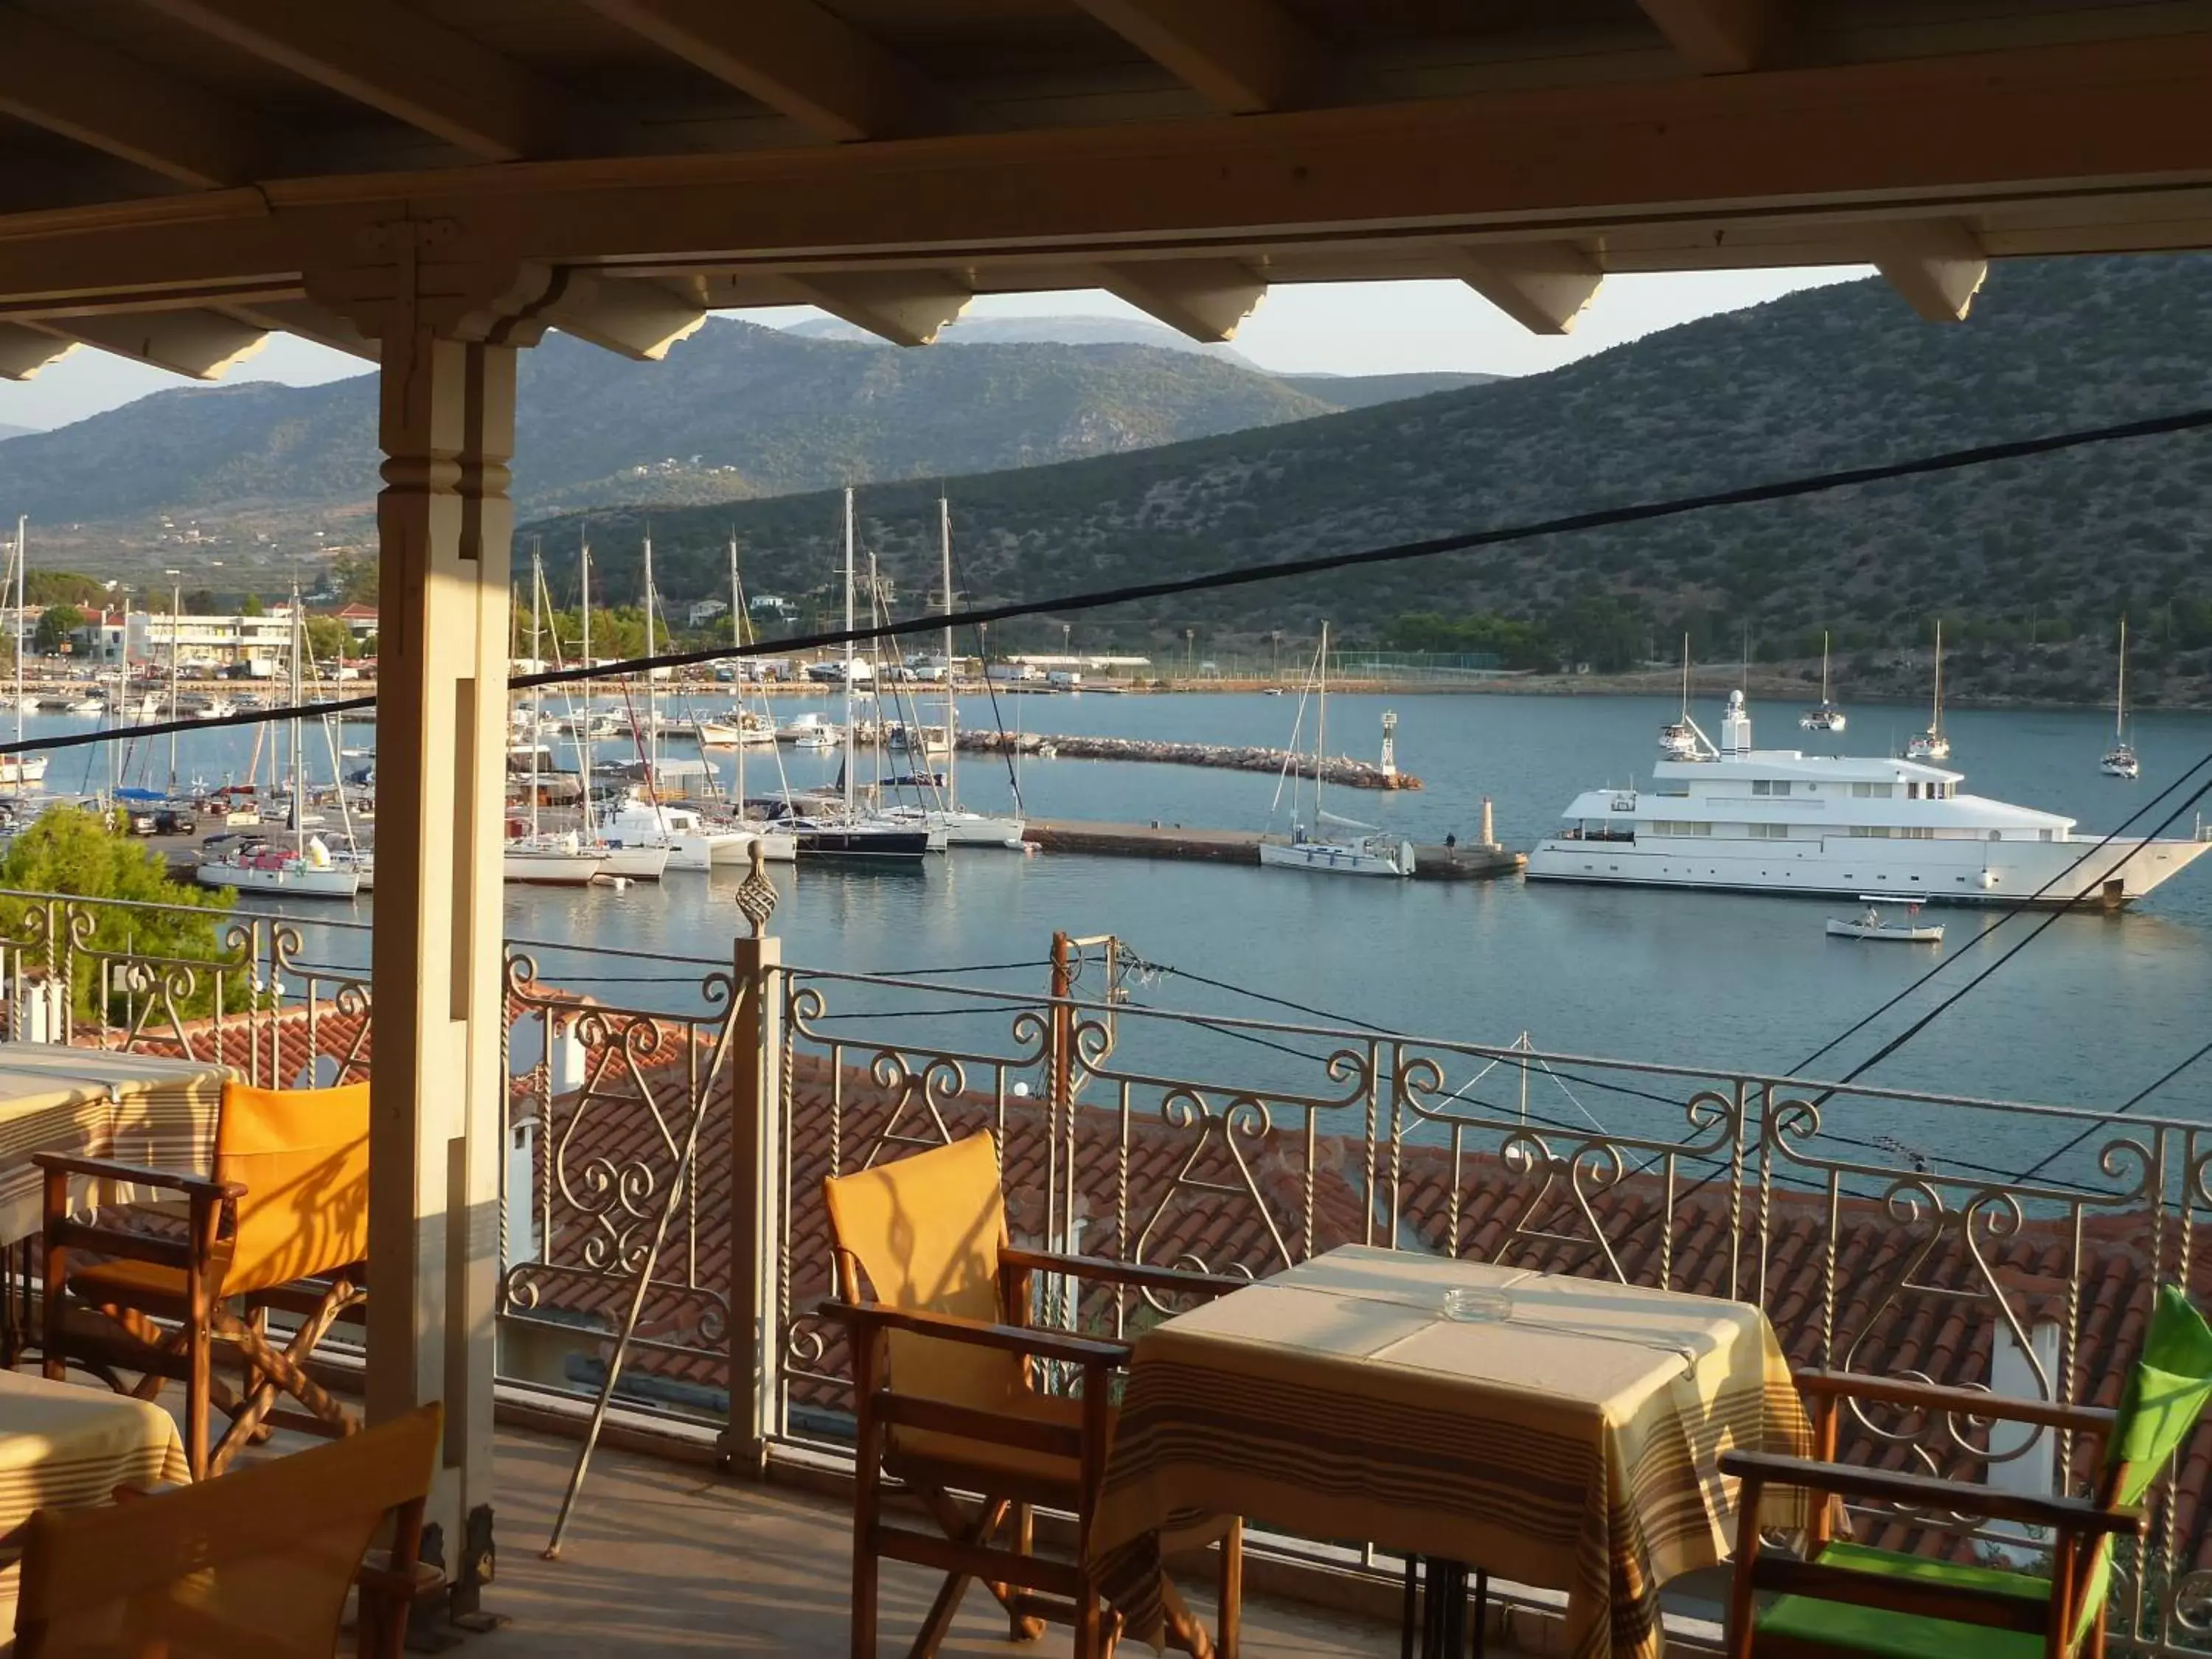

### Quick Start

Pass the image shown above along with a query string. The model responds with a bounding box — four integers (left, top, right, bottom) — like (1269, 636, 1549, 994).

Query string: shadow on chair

(37, 1079, 373, 1479)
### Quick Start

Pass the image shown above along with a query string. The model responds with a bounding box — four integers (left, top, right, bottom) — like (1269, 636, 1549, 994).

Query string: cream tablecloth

(0, 1366, 192, 1643)
(0, 1048, 230, 1244)
(1091, 1245, 1822, 1659)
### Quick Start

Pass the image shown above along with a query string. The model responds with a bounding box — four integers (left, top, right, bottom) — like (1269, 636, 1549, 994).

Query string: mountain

(1273, 371, 1498, 408)
(0, 424, 35, 442)
(533, 257, 2212, 709)
(0, 319, 1344, 546)
(786, 315, 1499, 407)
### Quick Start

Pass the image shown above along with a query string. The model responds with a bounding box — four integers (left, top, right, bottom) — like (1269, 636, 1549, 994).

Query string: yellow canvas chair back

(823, 1133, 1026, 1412)
(213, 1081, 372, 1298)
(13, 1403, 441, 1659)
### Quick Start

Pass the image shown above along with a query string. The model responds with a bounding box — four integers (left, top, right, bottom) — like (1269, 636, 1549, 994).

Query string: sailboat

(1799, 632, 1847, 733)
(1905, 620, 1951, 762)
(877, 497, 1024, 849)
(2100, 616, 2140, 779)
(195, 593, 360, 900)
(505, 547, 610, 887)
(1257, 624, 1414, 878)
(2, 518, 48, 790)
(790, 490, 933, 863)
(1658, 635, 1708, 761)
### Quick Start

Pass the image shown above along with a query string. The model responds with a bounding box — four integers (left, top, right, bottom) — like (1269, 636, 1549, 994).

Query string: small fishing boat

(1826, 900, 1944, 944)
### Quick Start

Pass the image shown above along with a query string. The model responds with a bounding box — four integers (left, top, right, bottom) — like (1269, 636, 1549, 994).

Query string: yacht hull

(1527, 833, 2211, 907)
(796, 827, 933, 863)
(1258, 838, 1415, 877)
(195, 861, 361, 900)
(598, 843, 672, 881)
(502, 850, 605, 886)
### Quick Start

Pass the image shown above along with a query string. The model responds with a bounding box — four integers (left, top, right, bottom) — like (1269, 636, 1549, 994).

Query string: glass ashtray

(1441, 1287, 1513, 1324)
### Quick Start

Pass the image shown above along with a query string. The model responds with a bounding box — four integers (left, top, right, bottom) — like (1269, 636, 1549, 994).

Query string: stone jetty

(956, 731, 1420, 791)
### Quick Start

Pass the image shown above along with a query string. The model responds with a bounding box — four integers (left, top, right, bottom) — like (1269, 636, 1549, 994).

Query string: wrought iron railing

(1, 889, 2204, 1650)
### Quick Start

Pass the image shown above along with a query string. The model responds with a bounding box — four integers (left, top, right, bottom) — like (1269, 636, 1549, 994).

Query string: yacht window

(1749, 824, 1788, 840)
(2040, 830, 2054, 842)
(1900, 827, 1933, 840)
(1851, 783, 1894, 799)
(1751, 780, 1770, 796)
(1773, 781, 1791, 797)
(1906, 782, 1920, 799)
(1849, 826, 1892, 838)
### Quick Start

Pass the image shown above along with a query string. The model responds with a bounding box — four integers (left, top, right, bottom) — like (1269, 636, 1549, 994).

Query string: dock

(1021, 819, 1523, 882)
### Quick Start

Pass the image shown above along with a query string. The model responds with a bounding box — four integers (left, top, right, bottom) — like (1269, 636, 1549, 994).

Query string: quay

(959, 731, 1419, 790)
(1022, 818, 1523, 882)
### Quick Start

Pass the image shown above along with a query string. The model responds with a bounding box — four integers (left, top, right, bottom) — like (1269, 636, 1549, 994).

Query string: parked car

(153, 807, 197, 835)
(125, 810, 159, 836)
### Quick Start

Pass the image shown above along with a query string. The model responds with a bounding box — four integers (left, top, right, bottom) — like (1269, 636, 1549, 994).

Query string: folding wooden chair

(38, 1079, 372, 1480)
(819, 1132, 1244, 1659)
(1720, 1282, 2212, 1659)
(13, 1401, 443, 1659)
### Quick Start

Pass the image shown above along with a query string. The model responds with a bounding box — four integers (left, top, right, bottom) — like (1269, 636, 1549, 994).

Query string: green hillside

(529, 257, 2212, 709)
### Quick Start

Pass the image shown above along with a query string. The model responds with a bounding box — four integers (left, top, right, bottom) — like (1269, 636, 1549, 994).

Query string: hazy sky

(0, 267, 1871, 433)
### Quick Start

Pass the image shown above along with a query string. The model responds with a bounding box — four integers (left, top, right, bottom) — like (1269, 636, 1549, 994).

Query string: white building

(119, 609, 303, 671)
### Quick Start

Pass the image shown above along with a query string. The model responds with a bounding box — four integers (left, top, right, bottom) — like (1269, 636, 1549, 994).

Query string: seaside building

(0, 7, 2207, 1654)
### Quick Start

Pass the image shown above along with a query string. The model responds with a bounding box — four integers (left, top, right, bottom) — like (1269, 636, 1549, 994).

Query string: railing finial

(735, 838, 777, 939)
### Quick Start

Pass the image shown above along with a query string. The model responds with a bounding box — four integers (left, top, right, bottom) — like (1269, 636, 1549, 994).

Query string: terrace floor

(484, 1426, 1412, 1657)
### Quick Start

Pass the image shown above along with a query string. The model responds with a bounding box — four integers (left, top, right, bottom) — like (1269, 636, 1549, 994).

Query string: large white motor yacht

(1527, 690, 2211, 908)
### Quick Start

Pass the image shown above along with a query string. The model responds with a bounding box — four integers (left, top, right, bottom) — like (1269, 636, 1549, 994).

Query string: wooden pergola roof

(4, 0, 2212, 381)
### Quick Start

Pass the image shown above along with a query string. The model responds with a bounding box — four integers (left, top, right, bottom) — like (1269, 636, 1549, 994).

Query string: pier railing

(5, 891, 2208, 1652)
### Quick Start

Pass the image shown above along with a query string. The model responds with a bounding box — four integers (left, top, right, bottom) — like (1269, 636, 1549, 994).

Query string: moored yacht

(1903, 621, 1950, 762)
(1799, 633, 1846, 734)
(2100, 616, 2140, 779)
(1527, 689, 2211, 908)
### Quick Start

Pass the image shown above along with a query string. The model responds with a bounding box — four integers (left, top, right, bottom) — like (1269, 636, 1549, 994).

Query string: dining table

(1090, 1245, 1826, 1659)
(0, 1365, 192, 1644)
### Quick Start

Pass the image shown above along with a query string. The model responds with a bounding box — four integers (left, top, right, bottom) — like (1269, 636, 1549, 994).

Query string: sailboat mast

(1820, 631, 1831, 703)
(167, 577, 180, 794)
(728, 532, 745, 809)
(289, 587, 305, 852)
(1932, 619, 1944, 732)
(579, 535, 595, 838)
(529, 543, 544, 840)
(939, 495, 956, 807)
(842, 487, 856, 818)
(11, 517, 24, 769)
(2117, 616, 2128, 739)
(642, 528, 658, 799)
(1315, 621, 1328, 823)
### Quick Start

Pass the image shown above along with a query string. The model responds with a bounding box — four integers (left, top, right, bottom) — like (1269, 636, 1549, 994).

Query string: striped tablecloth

(1091, 1246, 1823, 1659)
(0, 1049, 230, 1244)
(0, 1366, 193, 1644)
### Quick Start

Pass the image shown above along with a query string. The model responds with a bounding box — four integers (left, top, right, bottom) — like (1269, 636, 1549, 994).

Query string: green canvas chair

(1719, 1283, 2212, 1659)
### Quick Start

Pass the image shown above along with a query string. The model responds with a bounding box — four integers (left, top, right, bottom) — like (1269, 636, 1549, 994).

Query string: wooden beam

(1095, 260, 1265, 343)
(540, 275, 707, 361)
(10, 35, 2212, 311)
(782, 273, 971, 346)
(220, 299, 380, 362)
(1637, 0, 1773, 74)
(1074, 0, 1321, 113)
(1444, 243, 1604, 334)
(1871, 219, 1988, 321)
(0, 324, 76, 381)
(577, 0, 965, 142)
(0, 10, 271, 189)
(29, 311, 268, 379)
(139, 0, 629, 161)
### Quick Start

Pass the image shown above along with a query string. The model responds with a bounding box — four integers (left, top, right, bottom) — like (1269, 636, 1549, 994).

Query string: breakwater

(1022, 819, 1522, 881)
(957, 731, 1419, 790)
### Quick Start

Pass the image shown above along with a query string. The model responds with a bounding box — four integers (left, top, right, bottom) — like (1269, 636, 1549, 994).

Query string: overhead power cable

(9, 400, 2212, 763)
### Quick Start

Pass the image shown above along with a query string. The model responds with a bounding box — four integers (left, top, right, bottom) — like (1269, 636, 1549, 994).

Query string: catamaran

(1904, 621, 1951, 762)
(1257, 624, 1414, 878)
(1528, 688, 2211, 907)
(1800, 632, 1846, 733)
(2100, 616, 2140, 779)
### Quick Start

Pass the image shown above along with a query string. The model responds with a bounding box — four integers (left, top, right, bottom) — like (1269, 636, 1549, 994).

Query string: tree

(21, 571, 107, 608)
(0, 808, 241, 1026)
(303, 616, 356, 667)
(331, 552, 379, 605)
(240, 594, 266, 617)
(32, 603, 84, 655)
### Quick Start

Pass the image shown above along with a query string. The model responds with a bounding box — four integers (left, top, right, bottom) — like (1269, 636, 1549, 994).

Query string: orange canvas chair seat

(38, 1080, 374, 1480)
(13, 1402, 443, 1659)
(819, 1132, 1245, 1659)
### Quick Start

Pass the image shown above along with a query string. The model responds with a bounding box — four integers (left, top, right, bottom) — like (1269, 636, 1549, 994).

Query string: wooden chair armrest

(816, 1298, 1130, 1367)
(1718, 1450, 2146, 1537)
(46, 1217, 199, 1271)
(31, 1152, 243, 1205)
(1792, 1369, 2117, 1434)
(998, 1248, 1247, 1298)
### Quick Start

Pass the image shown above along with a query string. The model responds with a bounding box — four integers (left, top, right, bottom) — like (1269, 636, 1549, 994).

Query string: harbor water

(21, 689, 2212, 1183)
